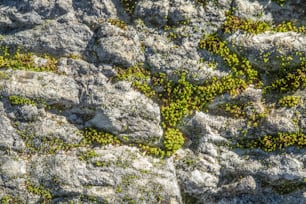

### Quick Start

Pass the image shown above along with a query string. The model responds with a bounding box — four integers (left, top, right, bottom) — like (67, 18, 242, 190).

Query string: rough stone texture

(25, 146, 181, 204)
(0, 70, 80, 105)
(0, 0, 306, 203)
(226, 31, 306, 71)
(86, 81, 163, 145)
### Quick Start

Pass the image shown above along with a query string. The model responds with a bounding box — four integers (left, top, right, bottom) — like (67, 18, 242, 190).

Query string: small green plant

(120, 0, 138, 15)
(265, 62, 306, 93)
(78, 150, 99, 161)
(163, 128, 185, 155)
(0, 46, 57, 72)
(1, 195, 11, 204)
(108, 18, 127, 30)
(26, 180, 52, 202)
(9, 95, 36, 106)
(198, 34, 259, 84)
(222, 13, 305, 34)
(216, 102, 246, 118)
(82, 128, 121, 146)
(272, 0, 287, 6)
(278, 95, 301, 107)
(237, 131, 306, 152)
(222, 13, 270, 34)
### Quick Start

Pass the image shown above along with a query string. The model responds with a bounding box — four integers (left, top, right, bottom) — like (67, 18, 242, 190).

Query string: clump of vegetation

(78, 149, 99, 161)
(0, 46, 57, 72)
(8, 95, 50, 109)
(237, 131, 306, 152)
(274, 21, 306, 33)
(163, 128, 185, 154)
(82, 128, 121, 146)
(115, 63, 155, 97)
(198, 34, 259, 84)
(272, 0, 287, 6)
(278, 95, 301, 107)
(120, 0, 138, 15)
(216, 102, 247, 118)
(223, 13, 270, 34)
(222, 13, 306, 34)
(114, 61, 248, 156)
(265, 62, 306, 93)
(26, 180, 52, 203)
(108, 18, 128, 30)
(9, 95, 36, 106)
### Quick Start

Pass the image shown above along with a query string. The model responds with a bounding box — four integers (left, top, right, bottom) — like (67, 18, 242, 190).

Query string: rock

(1, 17, 93, 57)
(0, 0, 306, 203)
(27, 146, 182, 203)
(0, 70, 80, 106)
(135, 0, 170, 27)
(90, 23, 144, 67)
(234, 0, 306, 25)
(0, 111, 25, 151)
(0, 157, 27, 178)
(86, 81, 163, 146)
(225, 32, 306, 71)
(14, 105, 39, 122)
(263, 109, 300, 134)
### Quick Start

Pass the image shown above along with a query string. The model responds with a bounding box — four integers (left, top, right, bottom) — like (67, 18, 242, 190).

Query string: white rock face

(0, 70, 80, 105)
(0, 0, 305, 203)
(1, 159, 27, 178)
(87, 81, 163, 145)
(226, 31, 306, 71)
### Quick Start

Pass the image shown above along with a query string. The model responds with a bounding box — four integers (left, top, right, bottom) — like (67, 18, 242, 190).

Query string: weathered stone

(86, 81, 163, 145)
(90, 24, 144, 67)
(0, 70, 80, 106)
(226, 32, 306, 71)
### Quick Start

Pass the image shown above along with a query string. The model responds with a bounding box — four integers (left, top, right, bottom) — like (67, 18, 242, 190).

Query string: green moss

(9, 95, 36, 106)
(198, 34, 259, 84)
(26, 180, 52, 202)
(0, 71, 10, 80)
(78, 150, 99, 161)
(278, 95, 301, 107)
(265, 61, 306, 93)
(237, 131, 306, 152)
(108, 18, 128, 30)
(163, 128, 185, 154)
(8, 95, 49, 108)
(0, 46, 57, 72)
(114, 62, 248, 156)
(81, 128, 121, 146)
(216, 102, 247, 118)
(1, 196, 11, 204)
(223, 13, 270, 34)
(120, 0, 138, 15)
(272, 0, 287, 6)
(272, 181, 306, 194)
(222, 13, 305, 34)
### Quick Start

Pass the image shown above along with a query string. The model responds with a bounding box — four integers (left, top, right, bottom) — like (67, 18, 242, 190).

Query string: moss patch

(222, 13, 306, 34)
(237, 131, 306, 152)
(0, 46, 57, 72)
(120, 0, 138, 15)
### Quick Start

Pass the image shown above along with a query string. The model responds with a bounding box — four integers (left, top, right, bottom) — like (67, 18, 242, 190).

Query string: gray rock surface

(0, 0, 305, 203)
